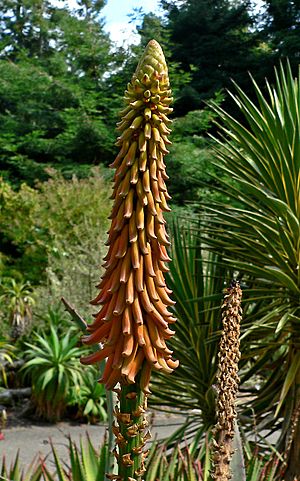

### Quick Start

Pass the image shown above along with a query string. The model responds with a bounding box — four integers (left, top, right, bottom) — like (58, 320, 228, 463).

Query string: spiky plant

(150, 221, 232, 448)
(80, 40, 178, 481)
(202, 63, 300, 479)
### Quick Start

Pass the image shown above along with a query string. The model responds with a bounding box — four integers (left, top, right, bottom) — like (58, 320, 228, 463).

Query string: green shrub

(21, 326, 85, 421)
(0, 168, 111, 315)
(0, 169, 111, 276)
(69, 366, 107, 424)
(0, 278, 35, 339)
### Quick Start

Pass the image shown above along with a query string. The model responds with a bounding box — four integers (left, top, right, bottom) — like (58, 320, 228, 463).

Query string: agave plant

(42, 434, 108, 481)
(22, 326, 85, 421)
(145, 442, 205, 481)
(46, 437, 205, 481)
(201, 63, 300, 478)
(0, 433, 281, 481)
(0, 454, 43, 481)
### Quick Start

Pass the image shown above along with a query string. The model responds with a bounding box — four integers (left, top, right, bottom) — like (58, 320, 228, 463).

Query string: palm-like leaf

(201, 63, 300, 458)
(150, 221, 232, 446)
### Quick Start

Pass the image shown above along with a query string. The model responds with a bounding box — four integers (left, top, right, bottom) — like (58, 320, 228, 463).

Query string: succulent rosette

(81, 40, 178, 394)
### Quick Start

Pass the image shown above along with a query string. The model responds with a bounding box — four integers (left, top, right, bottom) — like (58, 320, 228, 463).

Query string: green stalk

(112, 379, 149, 481)
(105, 389, 117, 477)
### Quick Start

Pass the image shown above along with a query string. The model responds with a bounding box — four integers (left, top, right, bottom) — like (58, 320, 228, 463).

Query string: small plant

(0, 278, 35, 339)
(146, 442, 205, 481)
(0, 434, 281, 481)
(22, 326, 85, 421)
(0, 453, 43, 481)
(42, 434, 108, 481)
(0, 336, 15, 387)
(69, 366, 107, 423)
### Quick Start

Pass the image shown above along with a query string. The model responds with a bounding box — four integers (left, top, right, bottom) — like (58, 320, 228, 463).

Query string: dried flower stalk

(212, 280, 242, 481)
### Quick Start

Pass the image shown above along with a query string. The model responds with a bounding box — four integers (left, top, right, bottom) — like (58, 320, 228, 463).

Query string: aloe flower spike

(81, 40, 178, 481)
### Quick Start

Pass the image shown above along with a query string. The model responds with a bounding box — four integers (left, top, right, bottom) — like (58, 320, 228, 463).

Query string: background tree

(262, 0, 300, 68)
(160, 0, 267, 115)
(0, 0, 54, 59)
(0, 0, 117, 185)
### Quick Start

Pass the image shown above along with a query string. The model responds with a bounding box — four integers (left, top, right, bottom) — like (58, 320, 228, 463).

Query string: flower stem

(112, 378, 149, 481)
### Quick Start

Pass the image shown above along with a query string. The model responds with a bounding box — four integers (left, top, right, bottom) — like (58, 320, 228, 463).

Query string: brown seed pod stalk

(212, 280, 242, 481)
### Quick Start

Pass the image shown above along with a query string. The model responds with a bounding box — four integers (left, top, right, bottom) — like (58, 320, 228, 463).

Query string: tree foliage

(263, 0, 300, 65)
(160, 0, 267, 114)
(0, 169, 111, 292)
(0, 0, 118, 185)
(159, 0, 299, 115)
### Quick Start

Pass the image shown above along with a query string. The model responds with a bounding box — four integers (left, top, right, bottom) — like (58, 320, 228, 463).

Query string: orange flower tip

(80, 357, 90, 365)
(168, 359, 179, 369)
(164, 328, 176, 336)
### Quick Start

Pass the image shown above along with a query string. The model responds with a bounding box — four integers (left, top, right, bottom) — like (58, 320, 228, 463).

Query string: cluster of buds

(212, 280, 242, 481)
(80, 39, 178, 395)
(107, 385, 152, 481)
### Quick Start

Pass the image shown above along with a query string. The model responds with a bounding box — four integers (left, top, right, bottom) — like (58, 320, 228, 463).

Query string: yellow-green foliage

(0, 168, 112, 310)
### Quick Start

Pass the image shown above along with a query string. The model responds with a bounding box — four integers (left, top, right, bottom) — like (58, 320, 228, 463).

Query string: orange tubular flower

(81, 40, 178, 393)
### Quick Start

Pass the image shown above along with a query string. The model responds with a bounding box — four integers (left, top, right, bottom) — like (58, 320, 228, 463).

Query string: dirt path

(0, 412, 186, 471)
